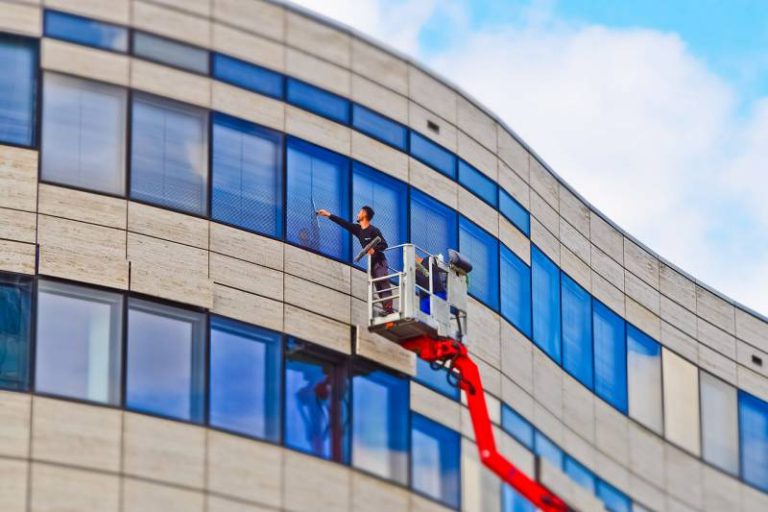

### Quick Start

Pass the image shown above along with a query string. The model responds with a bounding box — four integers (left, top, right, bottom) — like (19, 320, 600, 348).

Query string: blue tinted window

(593, 300, 627, 413)
(212, 113, 283, 237)
(212, 53, 283, 99)
(410, 188, 457, 261)
(286, 137, 351, 260)
(0, 35, 37, 147)
(597, 480, 631, 512)
(411, 414, 460, 508)
(458, 160, 497, 206)
(502, 485, 535, 512)
(286, 79, 350, 124)
(534, 431, 564, 469)
(564, 457, 596, 493)
(209, 317, 281, 441)
(499, 189, 530, 236)
(133, 32, 209, 74)
(126, 299, 206, 422)
(627, 325, 663, 433)
(501, 405, 534, 449)
(415, 358, 460, 400)
(130, 94, 209, 215)
(0, 273, 32, 391)
(352, 162, 408, 270)
(561, 274, 593, 388)
(500, 245, 532, 337)
(352, 104, 407, 150)
(44, 10, 128, 52)
(410, 132, 456, 178)
(531, 246, 561, 363)
(352, 368, 409, 484)
(739, 391, 768, 492)
(284, 339, 349, 462)
(459, 216, 499, 310)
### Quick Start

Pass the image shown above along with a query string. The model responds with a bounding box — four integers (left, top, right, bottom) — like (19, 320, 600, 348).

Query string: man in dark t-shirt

(316, 206, 393, 314)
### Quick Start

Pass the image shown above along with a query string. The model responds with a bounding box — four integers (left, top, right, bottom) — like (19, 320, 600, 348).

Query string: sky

(288, 0, 768, 317)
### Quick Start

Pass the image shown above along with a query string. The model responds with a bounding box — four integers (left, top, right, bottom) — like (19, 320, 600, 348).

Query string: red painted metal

(402, 335, 572, 512)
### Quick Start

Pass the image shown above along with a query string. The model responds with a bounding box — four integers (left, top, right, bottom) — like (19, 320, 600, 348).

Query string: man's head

(357, 205, 375, 223)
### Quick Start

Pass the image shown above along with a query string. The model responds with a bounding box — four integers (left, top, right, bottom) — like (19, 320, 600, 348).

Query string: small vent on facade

(427, 120, 440, 134)
(752, 354, 763, 367)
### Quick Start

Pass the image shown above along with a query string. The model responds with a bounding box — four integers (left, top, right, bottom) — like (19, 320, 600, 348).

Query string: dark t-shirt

(329, 215, 388, 263)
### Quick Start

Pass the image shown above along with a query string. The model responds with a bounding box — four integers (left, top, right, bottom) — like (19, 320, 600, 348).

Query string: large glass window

(411, 413, 460, 508)
(212, 53, 284, 99)
(499, 189, 530, 236)
(212, 113, 283, 237)
(0, 35, 38, 147)
(0, 273, 32, 391)
(662, 348, 700, 455)
(410, 188, 457, 261)
(352, 366, 409, 484)
(284, 338, 349, 462)
(130, 93, 209, 215)
(41, 73, 127, 195)
(414, 358, 460, 400)
(351, 104, 407, 150)
(531, 246, 561, 363)
(458, 160, 497, 207)
(739, 391, 768, 492)
(626, 325, 662, 433)
(44, 10, 128, 52)
(534, 431, 564, 469)
(501, 405, 534, 449)
(502, 485, 535, 512)
(459, 216, 499, 310)
(286, 79, 350, 124)
(500, 245, 532, 338)
(564, 456, 596, 494)
(700, 372, 739, 475)
(126, 299, 206, 422)
(410, 132, 456, 178)
(35, 281, 122, 404)
(352, 162, 408, 270)
(209, 317, 281, 441)
(561, 274, 592, 388)
(286, 137, 351, 260)
(132, 32, 209, 74)
(596, 480, 631, 512)
(593, 300, 627, 413)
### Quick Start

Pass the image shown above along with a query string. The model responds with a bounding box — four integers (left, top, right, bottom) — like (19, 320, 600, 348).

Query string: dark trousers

(372, 258, 393, 311)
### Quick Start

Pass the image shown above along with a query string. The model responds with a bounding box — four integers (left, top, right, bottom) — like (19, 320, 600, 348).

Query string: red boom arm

(402, 335, 572, 512)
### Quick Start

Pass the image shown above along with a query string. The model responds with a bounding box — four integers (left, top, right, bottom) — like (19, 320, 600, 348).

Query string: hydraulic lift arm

(402, 335, 572, 512)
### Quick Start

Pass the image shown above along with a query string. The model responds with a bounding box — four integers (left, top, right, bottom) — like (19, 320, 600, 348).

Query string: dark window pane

(501, 405, 534, 449)
(126, 299, 206, 422)
(410, 132, 456, 178)
(627, 325, 662, 433)
(534, 431, 564, 469)
(500, 245, 532, 337)
(35, 281, 122, 404)
(0, 35, 37, 146)
(44, 10, 128, 52)
(352, 368, 409, 483)
(352, 104, 407, 150)
(212, 113, 283, 236)
(564, 456, 595, 493)
(286, 79, 350, 124)
(596, 480, 631, 512)
(284, 339, 349, 462)
(414, 358, 460, 400)
(502, 484, 535, 512)
(209, 316, 281, 441)
(531, 246, 561, 363)
(458, 160, 497, 206)
(41, 73, 127, 195)
(411, 413, 460, 508)
(499, 189, 530, 236)
(561, 273, 592, 388)
(0, 273, 32, 390)
(130, 94, 209, 215)
(410, 188, 457, 261)
(212, 53, 283, 99)
(286, 137, 351, 260)
(459, 216, 499, 310)
(132, 32, 209, 74)
(593, 300, 627, 413)
(739, 391, 768, 492)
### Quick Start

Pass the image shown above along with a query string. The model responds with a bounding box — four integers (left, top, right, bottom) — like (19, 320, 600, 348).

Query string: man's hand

(316, 209, 331, 217)
(367, 248, 375, 256)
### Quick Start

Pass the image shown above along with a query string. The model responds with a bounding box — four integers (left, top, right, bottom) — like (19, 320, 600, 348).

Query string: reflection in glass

(561, 274, 593, 388)
(44, 10, 128, 52)
(459, 216, 499, 310)
(627, 325, 662, 433)
(0, 274, 32, 390)
(700, 372, 739, 475)
(739, 391, 768, 492)
(411, 413, 460, 508)
(0, 35, 37, 146)
(593, 300, 627, 413)
(500, 245, 532, 337)
(410, 188, 457, 261)
(532, 246, 561, 363)
(132, 32, 209, 74)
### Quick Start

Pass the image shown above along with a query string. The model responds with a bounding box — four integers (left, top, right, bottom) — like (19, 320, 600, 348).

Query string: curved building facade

(0, 1, 766, 511)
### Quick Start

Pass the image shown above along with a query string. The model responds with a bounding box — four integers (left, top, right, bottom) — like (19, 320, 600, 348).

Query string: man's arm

(316, 209, 360, 235)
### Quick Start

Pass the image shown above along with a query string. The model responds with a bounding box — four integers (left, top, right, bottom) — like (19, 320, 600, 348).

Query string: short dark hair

(361, 205, 375, 221)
